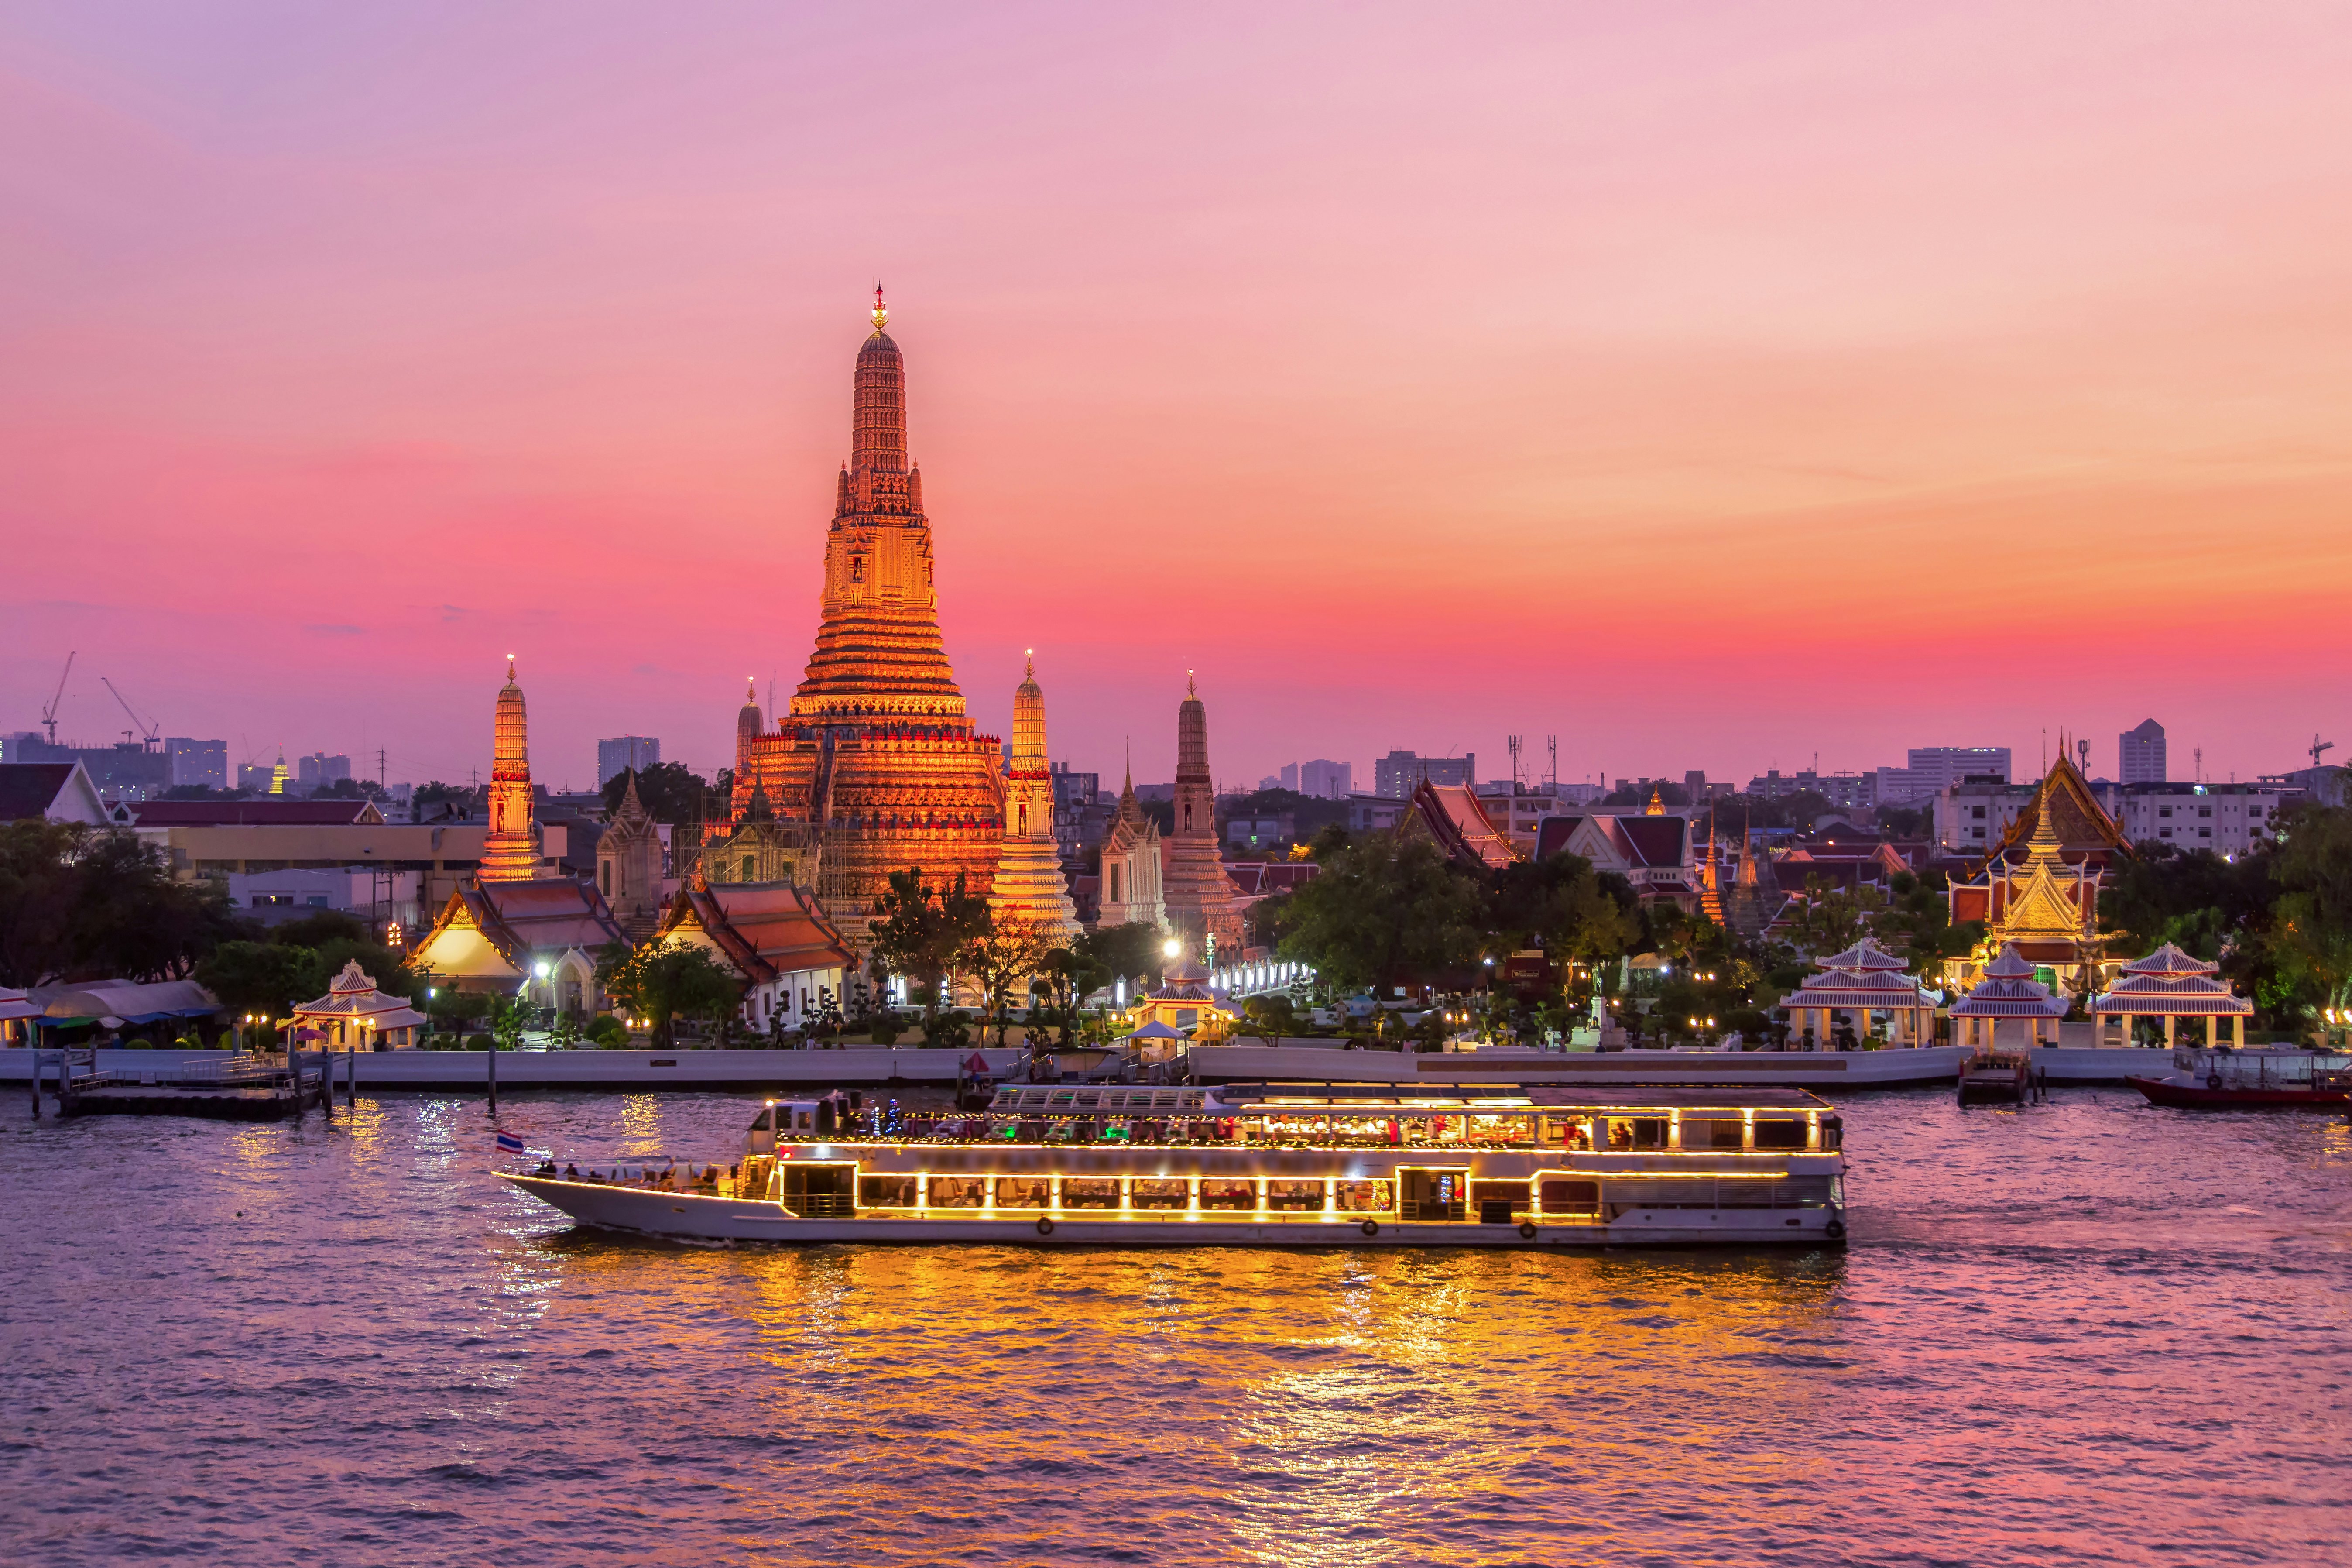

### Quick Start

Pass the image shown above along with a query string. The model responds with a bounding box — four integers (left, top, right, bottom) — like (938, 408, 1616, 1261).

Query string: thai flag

(495, 1129, 526, 1155)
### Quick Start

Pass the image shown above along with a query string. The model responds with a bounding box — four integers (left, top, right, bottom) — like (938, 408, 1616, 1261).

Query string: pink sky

(5, 3, 2351, 793)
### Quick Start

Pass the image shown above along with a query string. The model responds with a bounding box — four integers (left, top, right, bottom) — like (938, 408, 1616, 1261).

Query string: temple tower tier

(989, 654, 1083, 949)
(713, 292, 1003, 947)
(1159, 674, 1244, 957)
(478, 658, 541, 882)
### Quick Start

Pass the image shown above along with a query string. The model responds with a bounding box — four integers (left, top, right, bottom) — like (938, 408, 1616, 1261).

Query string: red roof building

(655, 882, 855, 1037)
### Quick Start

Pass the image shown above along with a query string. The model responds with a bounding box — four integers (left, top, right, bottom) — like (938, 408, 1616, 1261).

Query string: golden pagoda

(1944, 747, 2128, 994)
(722, 289, 1004, 939)
(986, 652, 1083, 948)
(268, 746, 288, 796)
(477, 656, 541, 882)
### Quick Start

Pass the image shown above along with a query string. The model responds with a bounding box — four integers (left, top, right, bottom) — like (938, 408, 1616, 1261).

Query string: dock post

(28, 1052, 40, 1119)
(346, 1051, 358, 1111)
(486, 1042, 497, 1119)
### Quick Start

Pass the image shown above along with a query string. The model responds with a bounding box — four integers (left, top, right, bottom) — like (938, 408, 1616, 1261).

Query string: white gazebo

(291, 960, 428, 1051)
(1949, 945, 2068, 1049)
(1777, 938, 1939, 1049)
(2091, 943, 2251, 1048)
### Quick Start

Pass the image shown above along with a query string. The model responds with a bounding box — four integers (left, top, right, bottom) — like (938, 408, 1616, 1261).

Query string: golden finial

(506, 654, 516, 682)
(1024, 648, 1035, 681)
(871, 282, 888, 332)
(1187, 669, 1197, 698)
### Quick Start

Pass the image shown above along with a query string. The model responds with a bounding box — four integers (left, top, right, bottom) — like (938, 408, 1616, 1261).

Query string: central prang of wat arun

(698, 291, 1226, 957)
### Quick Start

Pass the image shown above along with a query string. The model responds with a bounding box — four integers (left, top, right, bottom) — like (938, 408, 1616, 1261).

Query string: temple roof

(1404, 781, 1521, 869)
(1984, 751, 2131, 865)
(1951, 945, 2069, 1017)
(662, 882, 852, 983)
(427, 878, 628, 968)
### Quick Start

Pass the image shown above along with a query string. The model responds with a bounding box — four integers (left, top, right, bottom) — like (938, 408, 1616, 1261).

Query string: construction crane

(100, 677, 161, 751)
(40, 651, 75, 744)
(2315, 734, 2337, 769)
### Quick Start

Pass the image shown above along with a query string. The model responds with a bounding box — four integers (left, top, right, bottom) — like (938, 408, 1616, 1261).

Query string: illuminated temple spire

(477, 655, 540, 882)
(713, 290, 1004, 936)
(789, 285, 964, 721)
(987, 650, 1082, 946)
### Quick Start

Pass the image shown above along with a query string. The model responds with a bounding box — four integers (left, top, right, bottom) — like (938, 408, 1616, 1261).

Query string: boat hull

(503, 1175, 1845, 1249)
(2126, 1075, 2349, 1110)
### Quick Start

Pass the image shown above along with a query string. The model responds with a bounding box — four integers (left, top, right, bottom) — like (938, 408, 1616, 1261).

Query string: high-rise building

(1299, 759, 1351, 799)
(297, 752, 352, 790)
(166, 738, 228, 790)
(597, 736, 661, 788)
(1279, 762, 1299, 791)
(2119, 720, 2166, 785)
(720, 290, 1004, 938)
(1374, 750, 1474, 799)
(477, 659, 541, 882)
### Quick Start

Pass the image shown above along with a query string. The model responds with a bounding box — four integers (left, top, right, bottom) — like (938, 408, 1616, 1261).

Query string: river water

(2, 1085, 2347, 1566)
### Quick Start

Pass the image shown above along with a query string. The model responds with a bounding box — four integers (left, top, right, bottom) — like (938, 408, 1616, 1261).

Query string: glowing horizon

(4, 3, 2350, 793)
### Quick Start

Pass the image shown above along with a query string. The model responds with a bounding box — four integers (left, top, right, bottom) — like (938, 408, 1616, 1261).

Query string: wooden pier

(28, 1048, 341, 1122)
(1957, 1050, 2048, 1106)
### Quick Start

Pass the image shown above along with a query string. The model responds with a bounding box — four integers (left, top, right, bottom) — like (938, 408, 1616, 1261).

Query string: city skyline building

(1374, 750, 1474, 799)
(2120, 719, 2167, 785)
(597, 735, 661, 788)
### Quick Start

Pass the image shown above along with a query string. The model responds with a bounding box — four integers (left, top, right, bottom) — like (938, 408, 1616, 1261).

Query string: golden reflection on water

(513, 1227, 1849, 1565)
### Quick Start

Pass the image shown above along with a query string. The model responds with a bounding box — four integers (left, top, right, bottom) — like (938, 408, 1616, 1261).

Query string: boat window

(1062, 1178, 1120, 1210)
(1200, 1179, 1257, 1211)
(1266, 1179, 1325, 1212)
(857, 1174, 918, 1208)
(928, 1177, 987, 1209)
(1471, 1180, 1529, 1222)
(748, 1109, 774, 1132)
(1819, 1116, 1842, 1151)
(1605, 1118, 1667, 1151)
(1752, 1119, 1808, 1151)
(995, 1177, 1050, 1210)
(1685, 1118, 1745, 1151)
(1131, 1179, 1188, 1211)
(1399, 1169, 1467, 1221)
(1335, 1180, 1391, 1213)
(1538, 1178, 1600, 1215)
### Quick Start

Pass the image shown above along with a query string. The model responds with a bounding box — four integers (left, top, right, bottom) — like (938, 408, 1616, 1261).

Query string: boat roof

(985, 1082, 1830, 1115)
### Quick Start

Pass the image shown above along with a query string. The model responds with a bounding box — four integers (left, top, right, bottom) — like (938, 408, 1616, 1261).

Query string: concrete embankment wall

(1186, 1043, 2175, 1088)
(0, 1047, 1028, 1091)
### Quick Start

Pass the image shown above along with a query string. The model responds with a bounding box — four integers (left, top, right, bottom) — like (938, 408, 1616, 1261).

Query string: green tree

(2264, 806, 2352, 1023)
(867, 868, 991, 1037)
(1242, 993, 1296, 1046)
(1032, 945, 1109, 1049)
(1488, 851, 1640, 971)
(600, 761, 711, 823)
(1275, 830, 1483, 993)
(1082, 923, 1171, 994)
(960, 912, 1049, 1047)
(194, 941, 316, 1020)
(0, 821, 240, 987)
(595, 940, 744, 1048)
(488, 992, 531, 1052)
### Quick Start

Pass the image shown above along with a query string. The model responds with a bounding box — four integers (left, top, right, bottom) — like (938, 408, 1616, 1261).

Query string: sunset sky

(6, 3, 2351, 793)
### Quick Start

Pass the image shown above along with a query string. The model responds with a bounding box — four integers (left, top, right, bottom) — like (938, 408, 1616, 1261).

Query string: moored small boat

(2126, 1045, 2352, 1110)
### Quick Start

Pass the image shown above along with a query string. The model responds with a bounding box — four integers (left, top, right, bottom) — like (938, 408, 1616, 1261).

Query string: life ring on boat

(2207, 1073, 2222, 1090)
(1035, 1217, 1055, 1236)
(1518, 1221, 1539, 1240)
(1825, 1218, 1847, 1241)
(1360, 1219, 1379, 1238)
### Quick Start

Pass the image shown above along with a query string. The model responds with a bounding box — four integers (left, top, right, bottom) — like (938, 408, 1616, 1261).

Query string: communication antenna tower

(1507, 734, 1523, 791)
(2194, 746, 2203, 784)
(1546, 735, 1558, 790)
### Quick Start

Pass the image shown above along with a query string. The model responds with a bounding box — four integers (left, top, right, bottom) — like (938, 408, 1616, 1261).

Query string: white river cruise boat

(504, 1084, 1849, 1248)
